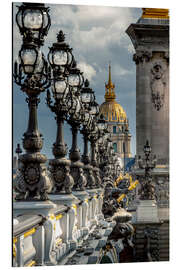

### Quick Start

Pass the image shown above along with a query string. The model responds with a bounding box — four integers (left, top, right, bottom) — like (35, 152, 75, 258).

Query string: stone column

(126, 17, 169, 165)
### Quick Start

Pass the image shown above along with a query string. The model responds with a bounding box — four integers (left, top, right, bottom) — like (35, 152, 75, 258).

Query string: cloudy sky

(13, 2, 142, 158)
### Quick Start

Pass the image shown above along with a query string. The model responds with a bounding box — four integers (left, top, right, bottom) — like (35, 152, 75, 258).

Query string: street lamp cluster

(13, 3, 120, 201)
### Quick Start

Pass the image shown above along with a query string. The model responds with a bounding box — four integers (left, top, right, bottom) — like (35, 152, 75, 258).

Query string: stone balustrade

(13, 190, 104, 267)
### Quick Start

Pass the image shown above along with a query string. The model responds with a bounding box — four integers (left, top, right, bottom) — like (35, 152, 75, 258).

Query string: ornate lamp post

(89, 120, 103, 189)
(46, 31, 74, 194)
(15, 143, 22, 160)
(13, 3, 52, 201)
(64, 61, 87, 191)
(88, 97, 99, 169)
(79, 80, 96, 189)
(138, 140, 157, 200)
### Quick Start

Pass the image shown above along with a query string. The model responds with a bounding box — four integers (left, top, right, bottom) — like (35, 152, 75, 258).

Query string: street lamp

(81, 79, 95, 108)
(67, 60, 84, 162)
(48, 30, 73, 76)
(97, 114, 107, 132)
(138, 140, 157, 200)
(79, 80, 97, 189)
(16, 2, 51, 46)
(46, 31, 76, 194)
(68, 60, 84, 93)
(13, 2, 52, 201)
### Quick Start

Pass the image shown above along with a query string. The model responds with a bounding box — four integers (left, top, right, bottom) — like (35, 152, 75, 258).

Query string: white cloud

(77, 62, 96, 81)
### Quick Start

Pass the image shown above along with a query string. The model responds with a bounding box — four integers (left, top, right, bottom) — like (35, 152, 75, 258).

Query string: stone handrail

(13, 215, 43, 237)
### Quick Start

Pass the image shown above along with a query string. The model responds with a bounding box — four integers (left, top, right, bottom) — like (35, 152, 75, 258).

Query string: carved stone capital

(133, 51, 153, 64)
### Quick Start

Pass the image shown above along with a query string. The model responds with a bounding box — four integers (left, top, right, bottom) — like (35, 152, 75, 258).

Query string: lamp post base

(71, 160, 87, 191)
(14, 153, 52, 201)
(136, 200, 160, 223)
(49, 158, 73, 194)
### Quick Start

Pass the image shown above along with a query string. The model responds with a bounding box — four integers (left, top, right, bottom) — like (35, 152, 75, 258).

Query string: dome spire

(105, 62, 116, 101)
(108, 61, 112, 87)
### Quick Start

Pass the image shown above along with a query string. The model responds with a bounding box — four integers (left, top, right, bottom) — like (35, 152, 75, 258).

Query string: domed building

(99, 64, 132, 158)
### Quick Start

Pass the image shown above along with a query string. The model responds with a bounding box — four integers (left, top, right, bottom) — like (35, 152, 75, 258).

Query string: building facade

(99, 65, 132, 159)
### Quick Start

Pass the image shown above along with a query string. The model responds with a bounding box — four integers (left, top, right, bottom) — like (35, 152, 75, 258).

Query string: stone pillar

(126, 16, 169, 165)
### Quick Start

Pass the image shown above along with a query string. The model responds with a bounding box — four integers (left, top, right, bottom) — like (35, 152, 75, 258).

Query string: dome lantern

(100, 63, 127, 122)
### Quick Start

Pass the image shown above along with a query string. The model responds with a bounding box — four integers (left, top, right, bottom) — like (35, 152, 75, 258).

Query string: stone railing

(13, 189, 104, 267)
(13, 215, 43, 267)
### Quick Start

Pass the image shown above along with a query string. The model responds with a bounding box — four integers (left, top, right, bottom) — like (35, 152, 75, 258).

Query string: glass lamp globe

(97, 114, 106, 131)
(89, 101, 99, 116)
(16, 3, 51, 44)
(48, 30, 73, 76)
(68, 59, 84, 90)
(81, 79, 94, 104)
(144, 140, 151, 154)
(19, 44, 44, 75)
(52, 78, 69, 100)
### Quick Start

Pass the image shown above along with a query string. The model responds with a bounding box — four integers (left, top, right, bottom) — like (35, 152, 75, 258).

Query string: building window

(113, 143, 117, 152)
(113, 126, 116, 134)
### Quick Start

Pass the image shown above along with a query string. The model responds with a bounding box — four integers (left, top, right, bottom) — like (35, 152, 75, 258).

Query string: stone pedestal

(72, 190, 90, 237)
(136, 200, 159, 223)
(96, 188, 104, 221)
(86, 189, 98, 227)
(48, 193, 80, 251)
(134, 165, 169, 213)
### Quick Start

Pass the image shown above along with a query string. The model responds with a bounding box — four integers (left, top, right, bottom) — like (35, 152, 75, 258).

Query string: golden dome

(99, 64, 127, 122)
(100, 100, 126, 122)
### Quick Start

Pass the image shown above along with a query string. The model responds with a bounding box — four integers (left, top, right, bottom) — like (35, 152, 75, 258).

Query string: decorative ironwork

(13, 2, 52, 201)
(138, 140, 157, 200)
(143, 227, 159, 261)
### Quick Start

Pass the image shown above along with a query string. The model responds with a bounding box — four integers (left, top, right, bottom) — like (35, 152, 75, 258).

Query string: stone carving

(14, 154, 52, 201)
(150, 62, 166, 111)
(49, 159, 74, 194)
(133, 51, 152, 64)
(24, 163, 40, 185)
(155, 177, 169, 207)
(139, 178, 156, 200)
(143, 227, 159, 261)
(84, 166, 96, 189)
(71, 166, 87, 191)
(93, 168, 102, 188)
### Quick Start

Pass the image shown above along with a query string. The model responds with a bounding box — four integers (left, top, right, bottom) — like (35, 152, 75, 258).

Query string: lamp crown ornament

(57, 30, 65, 42)
(15, 143, 22, 155)
(84, 79, 89, 87)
